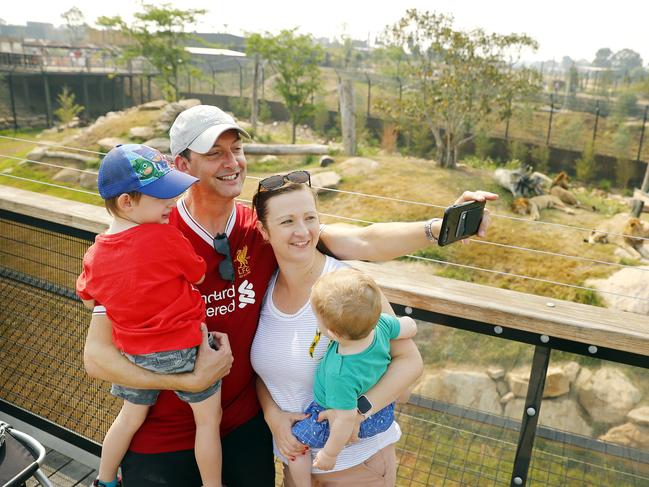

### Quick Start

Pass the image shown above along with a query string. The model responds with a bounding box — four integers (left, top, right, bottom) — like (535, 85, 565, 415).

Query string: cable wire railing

(2, 151, 649, 304)
(1, 179, 649, 487)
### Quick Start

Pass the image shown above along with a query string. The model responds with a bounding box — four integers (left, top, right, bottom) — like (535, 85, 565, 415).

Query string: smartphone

(437, 200, 486, 247)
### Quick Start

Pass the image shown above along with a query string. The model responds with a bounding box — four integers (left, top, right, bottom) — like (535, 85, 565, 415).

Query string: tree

(61, 6, 86, 44)
(245, 33, 266, 132)
(54, 86, 84, 124)
(593, 48, 613, 68)
(611, 48, 643, 72)
(377, 10, 540, 168)
(248, 29, 323, 143)
(97, 4, 206, 101)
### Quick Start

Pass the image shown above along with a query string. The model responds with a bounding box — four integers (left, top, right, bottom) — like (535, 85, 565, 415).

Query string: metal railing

(1, 189, 648, 486)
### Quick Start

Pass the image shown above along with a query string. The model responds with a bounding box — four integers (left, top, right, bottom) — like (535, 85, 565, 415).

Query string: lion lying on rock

(511, 195, 576, 221)
(585, 214, 649, 261)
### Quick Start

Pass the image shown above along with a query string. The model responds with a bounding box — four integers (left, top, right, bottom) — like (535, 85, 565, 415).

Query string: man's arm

(84, 313, 232, 392)
(319, 190, 497, 261)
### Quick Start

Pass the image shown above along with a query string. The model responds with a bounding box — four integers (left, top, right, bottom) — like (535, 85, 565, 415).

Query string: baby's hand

(313, 450, 336, 471)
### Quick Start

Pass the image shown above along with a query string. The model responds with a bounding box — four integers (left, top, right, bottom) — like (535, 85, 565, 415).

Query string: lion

(511, 195, 576, 221)
(585, 214, 649, 261)
(552, 171, 570, 190)
(549, 171, 593, 210)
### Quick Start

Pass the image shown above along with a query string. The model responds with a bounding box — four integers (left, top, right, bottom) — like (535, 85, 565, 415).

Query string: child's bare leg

(189, 388, 222, 487)
(98, 401, 149, 483)
(287, 453, 312, 487)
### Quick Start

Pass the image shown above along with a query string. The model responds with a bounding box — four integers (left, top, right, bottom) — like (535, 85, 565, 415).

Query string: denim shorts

(291, 401, 395, 448)
(111, 333, 221, 405)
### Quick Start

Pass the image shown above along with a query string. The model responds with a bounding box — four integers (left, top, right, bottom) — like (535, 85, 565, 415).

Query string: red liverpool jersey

(129, 200, 277, 453)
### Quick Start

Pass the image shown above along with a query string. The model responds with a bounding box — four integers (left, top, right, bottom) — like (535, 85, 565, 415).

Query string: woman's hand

(453, 190, 498, 238)
(266, 408, 310, 460)
(184, 325, 233, 392)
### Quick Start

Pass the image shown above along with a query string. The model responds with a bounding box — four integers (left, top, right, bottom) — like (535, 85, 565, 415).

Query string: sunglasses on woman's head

(213, 233, 235, 282)
(257, 170, 311, 193)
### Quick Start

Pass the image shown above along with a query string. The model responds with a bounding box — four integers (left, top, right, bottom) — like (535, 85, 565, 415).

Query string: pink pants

(282, 443, 397, 487)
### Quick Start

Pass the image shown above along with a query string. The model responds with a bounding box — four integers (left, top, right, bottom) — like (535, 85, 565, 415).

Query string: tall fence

(176, 60, 649, 171)
(1, 186, 649, 486)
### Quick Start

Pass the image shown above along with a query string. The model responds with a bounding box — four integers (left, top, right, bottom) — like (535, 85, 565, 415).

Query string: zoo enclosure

(1, 185, 649, 486)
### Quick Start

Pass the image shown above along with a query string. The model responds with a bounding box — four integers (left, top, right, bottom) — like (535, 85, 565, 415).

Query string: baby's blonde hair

(311, 268, 382, 340)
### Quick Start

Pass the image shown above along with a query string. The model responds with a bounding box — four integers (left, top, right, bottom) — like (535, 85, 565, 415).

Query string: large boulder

(599, 422, 649, 449)
(627, 406, 649, 427)
(310, 171, 341, 193)
(338, 157, 379, 177)
(138, 99, 169, 111)
(143, 137, 171, 154)
(319, 155, 335, 167)
(52, 168, 80, 184)
(30, 150, 97, 169)
(159, 102, 186, 123)
(504, 396, 593, 437)
(577, 367, 642, 424)
(414, 369, 503, 416)
(177, 98, 201, 109)
(129, 126, 155, 140)
(79, 171, 98, 190)
(97, 138, 128, 151)
(506, 365, 571, 398)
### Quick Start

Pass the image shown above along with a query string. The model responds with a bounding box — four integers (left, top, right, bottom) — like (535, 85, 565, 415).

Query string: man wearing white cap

(84, 104, 497, 486)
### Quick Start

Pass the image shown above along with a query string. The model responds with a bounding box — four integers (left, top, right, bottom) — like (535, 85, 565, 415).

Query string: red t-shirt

(77, 224, 206, 355)
(129, 201, 278, 453)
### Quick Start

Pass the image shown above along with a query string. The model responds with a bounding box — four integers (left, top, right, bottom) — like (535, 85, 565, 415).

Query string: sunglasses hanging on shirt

(213, 233, 235, 282)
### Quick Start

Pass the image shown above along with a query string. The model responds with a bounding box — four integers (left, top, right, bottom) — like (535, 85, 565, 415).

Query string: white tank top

(250, 256, 400, 473)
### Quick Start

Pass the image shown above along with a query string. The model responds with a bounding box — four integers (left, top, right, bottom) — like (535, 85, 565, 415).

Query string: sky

(2, 0, 649, 65)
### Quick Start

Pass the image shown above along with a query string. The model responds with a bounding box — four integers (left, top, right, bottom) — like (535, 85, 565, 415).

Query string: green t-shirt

(313, 313, 400, 410)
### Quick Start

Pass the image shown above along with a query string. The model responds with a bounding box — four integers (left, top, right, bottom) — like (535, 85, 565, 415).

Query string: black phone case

(437, 200, 485, 246)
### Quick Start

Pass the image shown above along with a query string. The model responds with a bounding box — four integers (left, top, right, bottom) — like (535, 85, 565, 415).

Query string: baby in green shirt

(290, 268, 417, 483)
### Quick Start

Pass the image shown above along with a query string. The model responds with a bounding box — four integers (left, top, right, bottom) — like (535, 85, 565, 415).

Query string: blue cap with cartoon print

(98, 143, 198, 200)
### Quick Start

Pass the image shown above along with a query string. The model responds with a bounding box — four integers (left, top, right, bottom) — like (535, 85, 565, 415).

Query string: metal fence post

(366, 73, 371, 118)
(592, 101, 600, 145)
(637, 105, 648, 164)
(8, 71, 18, 131)
(511, 345, 551, 486)
(546, 94, 554, 146)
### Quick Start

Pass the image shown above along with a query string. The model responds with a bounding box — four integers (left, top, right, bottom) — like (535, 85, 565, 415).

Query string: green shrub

(575, 142, 596, 182)
(614, 93, 638, 118)
(530, 145, 550, 173)
(597, 178, 612, 192)
(54, 86, 84, 124)
(229, 97, 250, 119)
(615, 158, 634, 189)
(258, 101, 273, 123)
(312, 102, 330, 136)
(473, 132, 494, 160)
(508, 140, 528, 164)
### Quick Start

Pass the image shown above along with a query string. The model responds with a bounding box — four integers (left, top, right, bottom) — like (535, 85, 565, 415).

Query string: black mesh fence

(0, 214, 119, 447)
(2, 210, 649, 486)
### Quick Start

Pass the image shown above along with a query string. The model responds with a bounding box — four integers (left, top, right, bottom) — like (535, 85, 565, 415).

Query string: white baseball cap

(169, 105, 251, 157)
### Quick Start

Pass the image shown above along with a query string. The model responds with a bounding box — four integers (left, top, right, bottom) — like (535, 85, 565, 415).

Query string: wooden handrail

(2, 184, 648, 357)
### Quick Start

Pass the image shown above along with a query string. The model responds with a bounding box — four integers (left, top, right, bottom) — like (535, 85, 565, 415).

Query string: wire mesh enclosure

(2, 209, 649, 486)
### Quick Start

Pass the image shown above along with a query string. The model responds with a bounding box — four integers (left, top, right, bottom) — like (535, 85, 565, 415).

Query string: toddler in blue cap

(77, 144, 222, 487)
